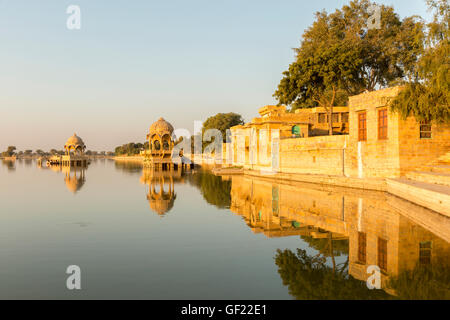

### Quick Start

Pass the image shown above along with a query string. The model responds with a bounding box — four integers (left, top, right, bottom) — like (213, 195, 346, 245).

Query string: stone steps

(406, 171, 450, 187)
(387, 178, 450, 217)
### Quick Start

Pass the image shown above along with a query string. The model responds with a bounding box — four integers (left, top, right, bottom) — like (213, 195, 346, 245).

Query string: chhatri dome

(149, 117, 174, 137)
(64, 133, 86, 153)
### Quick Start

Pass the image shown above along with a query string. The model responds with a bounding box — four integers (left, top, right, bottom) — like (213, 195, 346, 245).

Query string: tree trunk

(328, 105, 333, 136)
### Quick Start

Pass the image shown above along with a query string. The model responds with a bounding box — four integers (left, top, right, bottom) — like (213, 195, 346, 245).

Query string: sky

(0, 0, 432, 152)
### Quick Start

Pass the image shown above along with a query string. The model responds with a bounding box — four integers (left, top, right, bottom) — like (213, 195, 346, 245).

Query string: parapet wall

(279, 135, 349, 176)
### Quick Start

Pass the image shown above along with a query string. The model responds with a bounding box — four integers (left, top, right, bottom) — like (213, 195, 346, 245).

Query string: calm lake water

(0, 159, 449, 299)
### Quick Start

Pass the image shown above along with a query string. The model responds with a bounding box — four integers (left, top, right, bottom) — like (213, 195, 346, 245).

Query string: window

(358, 232, 367, 264)
(342, 113, 349, 123)
(292, 125, 300, 136)
(419, 241, 432, 265)
(358, 112, 367, 141)
(420, 121, 432, 139)
(318, 113, 327, 123)
(332, 113, 339, 123)
(378, 108, 388, 140)
(378, 238, 388, 271)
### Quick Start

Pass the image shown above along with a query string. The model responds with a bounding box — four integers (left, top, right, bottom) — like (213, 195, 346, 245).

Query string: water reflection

(229, 175, 450, 299)
(114, 160, 143, 175)
(43, 164, 88, 194)
(186, 170, 231, 209)
(140, 169, 186, 216)
(1, 159, 16, 171)
(63, 166, 86, 194)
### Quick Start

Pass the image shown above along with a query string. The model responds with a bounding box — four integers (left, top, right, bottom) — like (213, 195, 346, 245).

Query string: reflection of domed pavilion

(140, 169, 184, 216)
(47, 133, 88, 168)
(143, 118, 192, 171)
(63, 166, 86, 193)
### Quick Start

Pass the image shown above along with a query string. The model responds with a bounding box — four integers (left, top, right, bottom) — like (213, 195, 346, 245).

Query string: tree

(274, 0, 425, 134)
(114, 142, 146, 156)
(202, 113, 244, 143)
(391, 0, 449, 122)
(35, 149, 45, 156)
(1, 146, 16, 157)
(50, 149, 58, 155)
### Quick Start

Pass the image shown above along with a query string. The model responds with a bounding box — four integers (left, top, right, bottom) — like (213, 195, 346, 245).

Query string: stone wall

(279, 135, 348, 176)
(345, 87, 402, 178)
(346, 86, 450, 178)
(398, 116, 450, 175)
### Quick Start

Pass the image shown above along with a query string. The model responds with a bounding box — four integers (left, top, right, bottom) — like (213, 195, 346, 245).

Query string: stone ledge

(243, 170, 387, 191)
(406, 171, 450, 187)
(387, 178, 450, 217)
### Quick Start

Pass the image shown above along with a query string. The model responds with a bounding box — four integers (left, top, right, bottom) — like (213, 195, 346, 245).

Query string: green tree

(391, 0, 449, 122)
(2, 146, 16, 157)
(202, 113, 244, 143)
(274, 0, 425, 134)
(114, 142, 147, 156)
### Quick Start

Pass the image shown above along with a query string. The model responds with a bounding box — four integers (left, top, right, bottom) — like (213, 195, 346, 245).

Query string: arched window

(154, 140, 161, 151)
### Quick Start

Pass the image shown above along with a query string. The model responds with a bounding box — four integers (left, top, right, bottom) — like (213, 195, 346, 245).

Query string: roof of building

(149, 117, 174, 137)
(64, 133, 85, 150)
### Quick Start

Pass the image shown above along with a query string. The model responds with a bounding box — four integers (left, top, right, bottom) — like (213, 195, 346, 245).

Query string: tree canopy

(274, 0, 425, 133)
(391, 0, 449, 122)
(1, 146, 16, 157)
(202, 113, 244, 143)
(114, 142, 148, 156)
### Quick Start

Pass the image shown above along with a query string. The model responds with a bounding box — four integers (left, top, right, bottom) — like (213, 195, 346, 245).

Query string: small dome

(65, 133, 85, 150)
(149, 118, 174, 137)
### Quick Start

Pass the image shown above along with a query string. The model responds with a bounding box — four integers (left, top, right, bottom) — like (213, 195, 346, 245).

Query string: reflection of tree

(2, 160, 16, 170)
(301, 234, 349, 273)
(388, 261, 450, 300)
(187, 171, 231, 209)
(274, 248, 389, 300)
(114, 161, 143, 174)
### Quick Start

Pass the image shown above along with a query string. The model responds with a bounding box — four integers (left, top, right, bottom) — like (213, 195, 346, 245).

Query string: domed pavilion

(47, 133, 88, 168)
(144, 117, 189, 170)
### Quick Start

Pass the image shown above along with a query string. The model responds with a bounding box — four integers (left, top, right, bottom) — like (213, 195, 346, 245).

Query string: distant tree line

(114, 142, 149, 156)
(1, 146, 113, 157)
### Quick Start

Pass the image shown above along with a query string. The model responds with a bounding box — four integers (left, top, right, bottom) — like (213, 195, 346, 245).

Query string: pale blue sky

(0, 0, 431, 151)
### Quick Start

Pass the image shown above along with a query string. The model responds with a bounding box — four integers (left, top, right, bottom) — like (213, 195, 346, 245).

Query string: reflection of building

(230, 175, 450, 292)
(140, 169, 185, 216)
(63, 166, 86, 193)
(47, 133, 89, 168)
